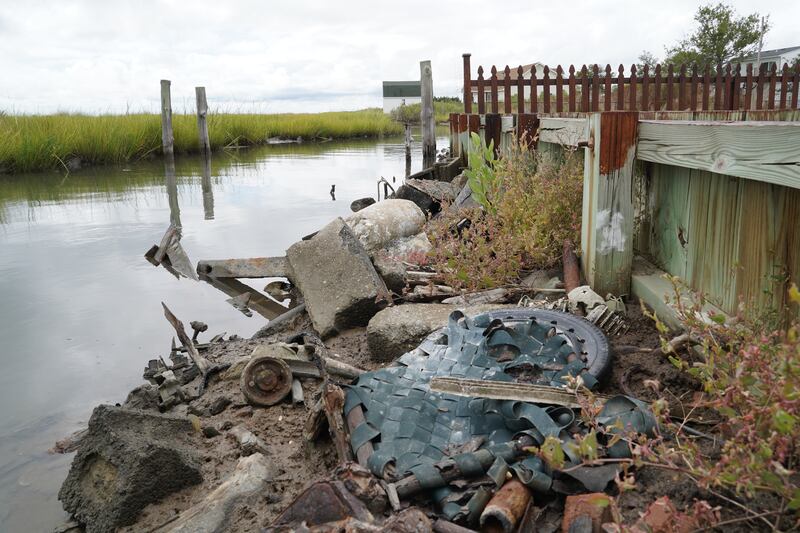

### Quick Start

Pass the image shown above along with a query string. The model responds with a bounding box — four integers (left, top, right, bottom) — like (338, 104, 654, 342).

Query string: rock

(286, 217, 389, 337)
(394, 184, 438, 214)
(350, 197, 376, 212)
(161, 453, 275, 533)
(366, 303, 510, 362)
(452, 182, 478, 210)
(372, 254, 407, 293)
(123, 384, 160, 410)
(202, 426, 221, 438)
(383, 508, 432, 532)
(58, 405, 202, 533)
(221, 356, 251, 380)
(344, 199, 426, 254)
(208, 397, 232, 415)
(335, 463, 387, 515)
(228, 425, 270, 456)
(371, 233, 432, 292)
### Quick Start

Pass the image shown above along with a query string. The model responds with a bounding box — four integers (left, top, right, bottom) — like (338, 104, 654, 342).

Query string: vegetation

(641, 3, 768, 66)
(0, 109, 402, 174)
(389, 98, 463, 125)
(428, 138, 583, 290)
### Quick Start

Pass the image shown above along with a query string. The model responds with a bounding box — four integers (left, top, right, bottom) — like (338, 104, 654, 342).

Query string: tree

(637, 51, 660, 72)
(665, 3, 768, 66)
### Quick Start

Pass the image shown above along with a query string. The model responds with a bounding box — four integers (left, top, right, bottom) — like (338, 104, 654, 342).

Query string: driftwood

(345, 404, 374, 469)
(161, 303, 210, 374)
(442, 288, 509, 305)
(322, 384, 352, 463)
(199, 274, 288, 320)
(145, 225, 198, 280)
(429, 377, 610, 408)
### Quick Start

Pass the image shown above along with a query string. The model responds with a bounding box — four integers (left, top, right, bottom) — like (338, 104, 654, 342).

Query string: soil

(77, 301, 776, 532)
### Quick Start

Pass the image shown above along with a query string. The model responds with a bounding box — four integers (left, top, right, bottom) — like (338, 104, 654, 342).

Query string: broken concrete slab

(287, 217, 389, 337)
(160, 453, 275, 533)
(366, 303, 509, 362)
(228, 425, 270, 456)
(371, 232, 432, 292)
(350, 197, 376, 212)
(344, 199, 426, 254)
(59, 405, 202, 533)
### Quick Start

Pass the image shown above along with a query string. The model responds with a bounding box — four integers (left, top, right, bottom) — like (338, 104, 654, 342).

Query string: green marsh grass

(0, 109, 402, 174)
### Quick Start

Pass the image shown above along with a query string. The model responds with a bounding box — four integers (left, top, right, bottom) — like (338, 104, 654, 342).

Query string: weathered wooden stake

(420, 60, 435, 166)
(160, 80, 174, 157)
(195, 86, 210, 153)
(581, 112, 639, 296)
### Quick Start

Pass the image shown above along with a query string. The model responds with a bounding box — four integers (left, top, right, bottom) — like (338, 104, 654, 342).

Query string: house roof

(740, 45, 800, 60)
(382, 81, 421, 98)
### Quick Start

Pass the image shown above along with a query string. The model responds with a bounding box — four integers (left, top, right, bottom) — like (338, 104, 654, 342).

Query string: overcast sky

(0, 0, 797, 114)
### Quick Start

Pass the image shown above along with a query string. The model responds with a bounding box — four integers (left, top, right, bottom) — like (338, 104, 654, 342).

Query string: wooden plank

(490, 66, 499, 113)
(196, 257, 288, 278)
(654, 64, 663, 111)
(690, 65, 698, 110)
(463, 54, 472, 114)
(744, 64, 753, 111)
(580, 65, 589, 112)
(568, 65, 576, 112)
(666, 65, 674, 110)
(617, 64, 625, 110)
(767, 63, 777, 110)
(591, 64, 600, 112)
(646, 164, 690, 278)
(429, 377, 611, 408)
(677, 65, 687, 110)
(517, 66, 525, 115)
(714, 63, 723, 110)
(792, 65, 800, 110)
(756, 65, 765, 110)
(642, 65, 650, 111)
(702, 65, 711, 111)
(530, 65, 538, 113)
(542, 66, 551, 114)
(779, 64, 789, 110)
(603, 64, 612, 111)
(723, 64, 733, 110)
(581, 112, 639, 296)
(195, 86, 210, 153)
(484, 113, 502, 157)
(538, 117, 586, 147)
(160, 80, 174, 156)
(556, 65, 564, 113)
(199, 274, 288, 319)
(637, 120, 800, 189)
(630, 64, 638, 110)
(420, 60, 436, 164)
(477, 66, 486, 115)
(503, 65, 512, 114)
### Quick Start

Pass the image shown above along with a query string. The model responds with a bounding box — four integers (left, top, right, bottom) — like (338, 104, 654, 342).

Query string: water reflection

(0, 131, 447, 531)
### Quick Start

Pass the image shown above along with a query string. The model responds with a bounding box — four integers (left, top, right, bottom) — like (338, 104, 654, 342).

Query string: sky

(0, 0, 797, 115)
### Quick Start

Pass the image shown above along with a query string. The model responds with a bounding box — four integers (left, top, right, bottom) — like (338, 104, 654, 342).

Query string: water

(0, 134, 445, 532)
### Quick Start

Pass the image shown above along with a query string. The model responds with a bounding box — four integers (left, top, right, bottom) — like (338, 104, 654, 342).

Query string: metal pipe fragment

(479, 479, 532, 533)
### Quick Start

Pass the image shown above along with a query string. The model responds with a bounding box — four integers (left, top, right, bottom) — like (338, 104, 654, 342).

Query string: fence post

(463, 53, 472, 114)
(160, 80, 174, 157)
(420, 60, 436, 166)
(581, 111, 639, 297)
(195, 86, 210, 153)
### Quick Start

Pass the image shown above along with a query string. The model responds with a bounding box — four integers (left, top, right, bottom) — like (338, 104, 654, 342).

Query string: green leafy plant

(463, 132, 499, 213)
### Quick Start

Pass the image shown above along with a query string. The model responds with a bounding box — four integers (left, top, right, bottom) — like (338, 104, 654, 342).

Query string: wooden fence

(448, 106, 800, 326)
(462, 53, 800, 115)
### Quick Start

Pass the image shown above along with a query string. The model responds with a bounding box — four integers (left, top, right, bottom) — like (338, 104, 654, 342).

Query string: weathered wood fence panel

(463, 56, 800, 114)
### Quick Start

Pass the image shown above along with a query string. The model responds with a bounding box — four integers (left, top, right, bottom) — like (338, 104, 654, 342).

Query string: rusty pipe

(563, 240, 581, 294)
(479, 479, 532, 533)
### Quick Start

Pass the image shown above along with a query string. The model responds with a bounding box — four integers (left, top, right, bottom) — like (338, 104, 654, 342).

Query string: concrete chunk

(287, 217, 389, 337)
(344, 199, 426, 254)
(58, 405, 202, 533)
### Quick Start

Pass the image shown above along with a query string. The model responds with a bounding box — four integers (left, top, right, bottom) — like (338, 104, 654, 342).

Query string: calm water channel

(0, 133, 446, 532)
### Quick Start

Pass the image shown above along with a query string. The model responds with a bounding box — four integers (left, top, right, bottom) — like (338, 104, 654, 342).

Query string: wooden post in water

(404, 122, 412, 176)
(195, 86, 210, 154)
(160, 80, 174, 157)
(420, 60, 435, 167)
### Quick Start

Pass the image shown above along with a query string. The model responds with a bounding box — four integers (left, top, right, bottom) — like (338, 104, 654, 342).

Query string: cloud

(0, 0, 797, 114)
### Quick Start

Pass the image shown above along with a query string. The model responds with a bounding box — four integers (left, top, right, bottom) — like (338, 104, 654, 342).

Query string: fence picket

(756, 64, 765, 110)
(477, 66, 485, 114)
(591, 64, 600, 111)
(678, 65, 687, 110)
(744, 64, 752, 111)
(793, 64, 800, 110)
(490, 65, 499, 113)
(504, 65, 512, 114)
(517, 66, 525, 115)
(779, 64, 789, 110)
(543, 66, 551, 113)
(702, 64, 710, 110)
(604, 64, 612, 111)
(666, 64, 674, 110)
(463, 54, 472, 113)
(723, 64, 733, 109)
(630, 65, 638, 110)
(530, 65, 538, 113)
(568, 65, 576, 112)
(654, 64, 662, 110)
(581, 65, 589, 112)
(714, 63, 723, 110)
(690, 64, 698, 110)
(642, 65, 650, 111)
(617, 64, 625, 110)
(556, 65, 564, 112)
(767, 63, 777, 110)
(732, 64, 741, 110)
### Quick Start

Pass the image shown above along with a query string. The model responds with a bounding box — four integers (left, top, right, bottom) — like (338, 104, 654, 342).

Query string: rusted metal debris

(271, 480, 372, 528)
(479, 479, 532, 533)
(563, 239, 581, 294)
(240, 356, 293, 406)
(144, 224, 198, 280)
(249, 343, 364, 381)
(562, 493, 614, 533)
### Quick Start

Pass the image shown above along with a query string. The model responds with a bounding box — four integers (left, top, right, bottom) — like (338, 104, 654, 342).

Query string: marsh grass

(0, 109, 401, 174)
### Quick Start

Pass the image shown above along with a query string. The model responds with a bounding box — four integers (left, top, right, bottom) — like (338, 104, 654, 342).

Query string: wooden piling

(160, 80, 174, 157)
(195, 86, 210, 154)
(420, 60, 436, 166)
